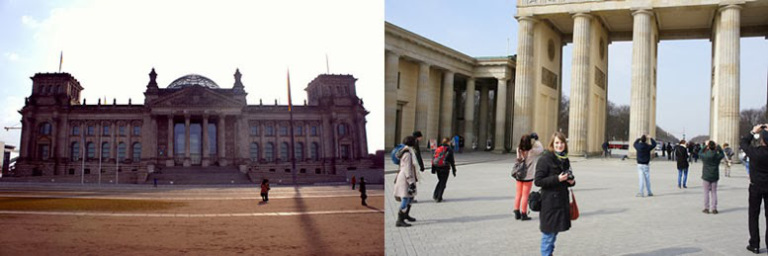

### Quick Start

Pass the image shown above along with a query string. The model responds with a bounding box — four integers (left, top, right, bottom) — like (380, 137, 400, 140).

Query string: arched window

(86, 142, 95, 159)
(101, 142, 110, 159)
(338, 123, 347, 136)
(39, 122, 52, 135)
(265, 142, 274, 162)
(132, 142, 141, 162)
(71, 142, 80, 161)
(250, 142, 259, 161)
(117, 143, 126, 161)
(311, 142, 320, 161)
(280, 142, 289, 161)
(295, 142, 304, 161)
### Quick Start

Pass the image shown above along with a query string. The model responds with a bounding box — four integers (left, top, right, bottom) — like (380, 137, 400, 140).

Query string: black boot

(513, 210, 521, 220)
(521, 212, 531, 221)
(396, 211, 411, 227)
(404, 205, 416, 222)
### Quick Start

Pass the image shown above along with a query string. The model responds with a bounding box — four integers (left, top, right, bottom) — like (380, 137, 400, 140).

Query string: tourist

(602, 140, 609, 159)
(723, 143, 734, 177)
(745, 124, 768, 253)
(359, 177, 367, 206)
(351, 175, 356, 190)
(661, 142, 667, 158)
(699, 140, 724, 214)
(667, 143, 674, 161)
(674, 140, 690, 189)
(634, 135, 657, 197)
(514, 134, 543, 221)
(534, 131, 575, 256)
(394, 136, 419, 227)
(412, 131, 426, 172)
(260, 179, 270, 202)
(432, 137, 457, 203)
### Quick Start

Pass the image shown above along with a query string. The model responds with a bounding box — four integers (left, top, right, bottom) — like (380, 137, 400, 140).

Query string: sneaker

(747, 245, 760, 254)
(683, 185, 687, 188)
(703, 209, 710, 214)
(712, 210, 718, 214)
(648, 193, 654, 197)
(636, 193, 644, 197)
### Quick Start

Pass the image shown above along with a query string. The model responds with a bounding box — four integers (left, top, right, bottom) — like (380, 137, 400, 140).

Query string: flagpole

(287, 69, 297, 185)
(58, 51, 63, 72)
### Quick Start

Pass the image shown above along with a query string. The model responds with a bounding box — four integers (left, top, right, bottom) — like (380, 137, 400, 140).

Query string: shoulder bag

(570, 189, 579, 220)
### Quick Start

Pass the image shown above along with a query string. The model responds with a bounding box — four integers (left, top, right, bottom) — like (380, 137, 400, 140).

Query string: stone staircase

(147, 166, 251, 185)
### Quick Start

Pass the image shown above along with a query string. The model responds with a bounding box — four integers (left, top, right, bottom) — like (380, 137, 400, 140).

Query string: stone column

(384, 51, 400, 148)
(568, 13, 593, 156)
(628, 9, 654, 158)
(183, 114, 191, 167)
(218, 115, 227, 166)
(464, 78, 476, 149)
(415, 62, 431, 138)
(20, 118, 30, 158)
(202, 114, 209, 167)
(512, 16, 538, 151)
(493, 77, 508, 153)
(440, 71, 455, 139)
(478, 85, 490, 150)
(166, 115, 173, 166)
(716, 4, 741, 153)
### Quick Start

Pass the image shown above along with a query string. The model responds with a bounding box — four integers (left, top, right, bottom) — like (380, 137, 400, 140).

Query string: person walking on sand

(359, 177, 367, 206)
(260, 179, 270, 202)
(700, 140, 724, 214)
(634, 135, 657, 197)
(675, 140, 690, 189)
(535, 132, 575, 256)
(514, 133, 543, 221)
(394, 136, 419, 227)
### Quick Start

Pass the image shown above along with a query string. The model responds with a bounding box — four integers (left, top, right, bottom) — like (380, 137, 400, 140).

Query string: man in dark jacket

(634, 135, 657, 197)
(675, 140, 690, 188)
(412, 131, 425, 172)
(744, 124, 768, 254)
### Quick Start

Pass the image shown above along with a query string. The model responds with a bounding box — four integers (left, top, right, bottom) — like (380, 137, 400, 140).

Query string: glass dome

(167, 74, 219, 89)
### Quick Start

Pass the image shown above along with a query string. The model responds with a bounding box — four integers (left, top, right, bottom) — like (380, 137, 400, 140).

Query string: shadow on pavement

(428, 195, 512, 203)
(621, 246, 702, 256)
(417, 213, 511, 225)
(578, 208, 628, 218)
(293, 186, 328, 255)
(714, 207, 747, 214)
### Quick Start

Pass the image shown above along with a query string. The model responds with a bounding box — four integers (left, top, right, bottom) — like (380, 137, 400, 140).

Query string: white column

(716, 4, 741, 153)
(478, 85, 490, 150)
(628, 9, 654, 158)
(493, 77, 508, 152)
(202, 114, 209, 166)
(512, 16, 538, 151)
(184, 114, 191, 167)
(416, 62, 428, 142)
(439, 71, 455, 139)
(384, 51, 400, 148)
(568, 13, 593, 156)
(166, 115, 173, 166)
(463, 78, 476, 149)
(218, 115, 227, 166)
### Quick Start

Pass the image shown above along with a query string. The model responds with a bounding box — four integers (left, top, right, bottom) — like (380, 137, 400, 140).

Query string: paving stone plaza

(385, 152, 759, 255)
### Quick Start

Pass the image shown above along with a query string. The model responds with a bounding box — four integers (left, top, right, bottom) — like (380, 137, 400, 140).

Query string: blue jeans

(746, 161, 751, 175)
(400, 197, 412, 211)
(677, 168, 688, 187)
(541, 232, 558, 256)
(638, 164, 652, 195)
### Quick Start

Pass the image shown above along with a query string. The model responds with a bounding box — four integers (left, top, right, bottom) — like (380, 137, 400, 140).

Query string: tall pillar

(440, 71, 455, 139)
(202, 114, 209, 167)
(568, 13, 593, 156)
(478, 85, 490, 150)
(512, 16, 538, 151)
(415, 62, 432, 141)
(715, 4, 741, 153)
(384, 51, 400, 148)
(183, 114, 191, 167)
(464, 78, 476, 149)
(628, 9, 655, 158)
(166, 115, 174, 166)
(218, 115, 227, 166)
(493, 77, 509, 153)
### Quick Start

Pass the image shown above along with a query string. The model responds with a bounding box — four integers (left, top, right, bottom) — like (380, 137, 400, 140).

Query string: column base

(492, 149, 507, 154)
(183, 158, 191, 167)
(147, 164, 155, 173)
(238, 165, 248, 174)
(202, 158, 210, 167)
(219, 159, 228, 167)
(165, 159, 174, 167)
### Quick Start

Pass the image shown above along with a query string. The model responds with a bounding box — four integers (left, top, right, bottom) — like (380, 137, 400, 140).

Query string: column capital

(515, 15, 538, 23)
(419, 62, 431, 69)
(386, 50, 400, 58)
(630, 9, 654, 17)
(494, 75, 509, 81)
(571, 12, 593, 19)
(718, 4, 742, 12)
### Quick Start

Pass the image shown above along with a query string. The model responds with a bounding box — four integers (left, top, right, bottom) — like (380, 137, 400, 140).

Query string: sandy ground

(0, 193, 383, 256)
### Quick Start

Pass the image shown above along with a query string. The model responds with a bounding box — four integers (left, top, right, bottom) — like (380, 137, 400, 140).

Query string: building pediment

(150, 86, 244, 108)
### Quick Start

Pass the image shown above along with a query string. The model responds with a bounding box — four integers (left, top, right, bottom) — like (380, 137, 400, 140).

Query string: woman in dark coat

(534, 132, 575, 256)
(675, 140, 690, 188)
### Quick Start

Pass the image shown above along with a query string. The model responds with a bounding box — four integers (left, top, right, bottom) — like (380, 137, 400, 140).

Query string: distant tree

(605, 101, 630, 141)
(558, 95, 569, 135)
(740, 106, 768, 135)
(688, 135, 710, 145)
(655, 126, 679, 144)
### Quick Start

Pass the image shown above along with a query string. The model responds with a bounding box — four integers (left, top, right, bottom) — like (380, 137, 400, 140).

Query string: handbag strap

(570, 189, 576, 202)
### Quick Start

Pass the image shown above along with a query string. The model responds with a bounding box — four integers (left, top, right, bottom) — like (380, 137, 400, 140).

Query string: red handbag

(570, 189, 579, 220)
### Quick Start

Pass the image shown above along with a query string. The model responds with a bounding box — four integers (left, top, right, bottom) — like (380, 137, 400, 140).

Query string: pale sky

(386, 0, 768, 140)
(0, 0, 385, 152)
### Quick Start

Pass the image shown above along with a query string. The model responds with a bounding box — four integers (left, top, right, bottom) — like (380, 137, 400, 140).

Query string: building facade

(14, 69, 373, 184)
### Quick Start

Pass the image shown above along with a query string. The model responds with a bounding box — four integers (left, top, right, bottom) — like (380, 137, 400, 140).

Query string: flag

(58, 51, 63, 72)
(286, 69, 292, 112)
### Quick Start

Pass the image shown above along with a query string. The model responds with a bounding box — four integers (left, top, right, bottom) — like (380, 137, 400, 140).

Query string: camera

(563, 169, 574, 180)
(762, 125, 767, 129)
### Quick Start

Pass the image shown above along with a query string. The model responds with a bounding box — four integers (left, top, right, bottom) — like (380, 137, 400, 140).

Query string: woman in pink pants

(513, 133, 543, 221)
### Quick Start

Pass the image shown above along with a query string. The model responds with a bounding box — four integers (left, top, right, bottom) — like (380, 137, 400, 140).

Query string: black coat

(674, 145, 689, 170)
(742, 133, 768, 192)
(633, 138, 656, 164)
(534, 151, 575, 233)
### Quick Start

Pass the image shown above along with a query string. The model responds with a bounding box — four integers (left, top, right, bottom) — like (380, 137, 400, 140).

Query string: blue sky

(0, 0, 384, 152)
(386, 0, 768, 140)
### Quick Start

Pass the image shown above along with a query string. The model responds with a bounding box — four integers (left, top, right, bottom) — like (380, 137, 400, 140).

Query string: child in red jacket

(260, 179, 270, 202)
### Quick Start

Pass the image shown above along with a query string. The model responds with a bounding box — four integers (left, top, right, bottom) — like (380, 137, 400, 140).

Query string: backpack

(432, 146, 450, 167)
(391, 144, 405, 165)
